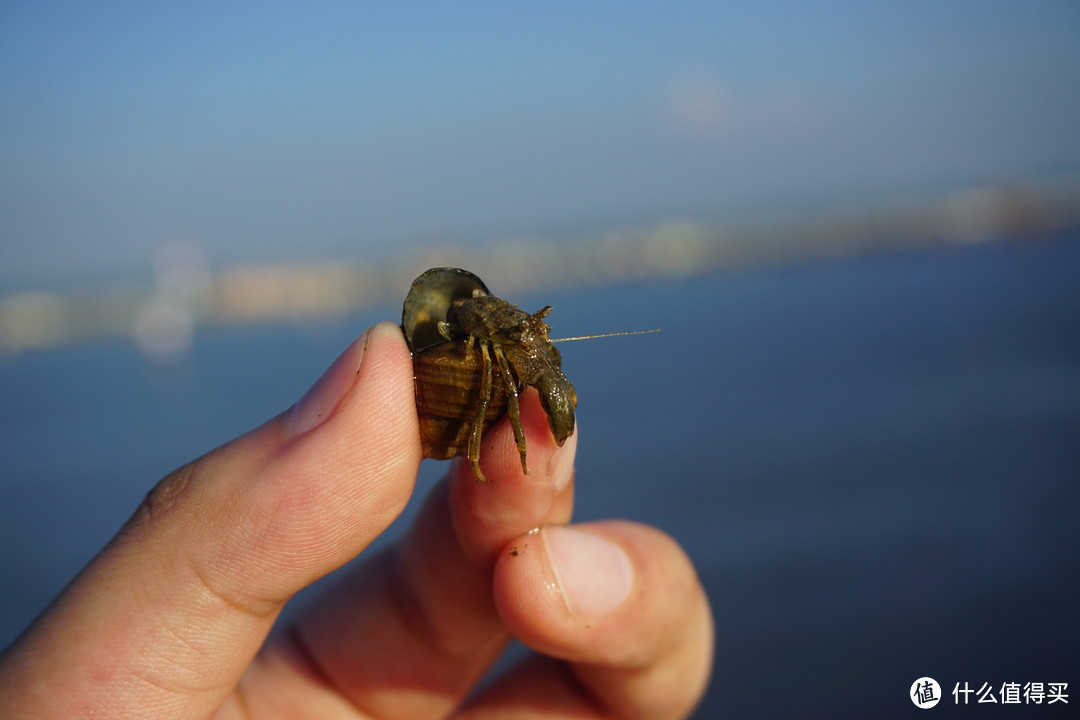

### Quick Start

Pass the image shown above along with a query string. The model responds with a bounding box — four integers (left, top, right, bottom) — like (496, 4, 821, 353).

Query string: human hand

(0, 322, 713, 719)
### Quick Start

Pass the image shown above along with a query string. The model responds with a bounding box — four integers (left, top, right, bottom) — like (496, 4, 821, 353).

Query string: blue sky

(2, 1, 1078, 288)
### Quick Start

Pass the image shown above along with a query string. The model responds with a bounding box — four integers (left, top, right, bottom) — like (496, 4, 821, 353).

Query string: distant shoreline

(3, 177, 1079, 361)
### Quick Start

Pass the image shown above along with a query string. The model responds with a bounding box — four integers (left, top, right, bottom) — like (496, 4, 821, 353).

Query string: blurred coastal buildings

(2, 179, 1078, 364)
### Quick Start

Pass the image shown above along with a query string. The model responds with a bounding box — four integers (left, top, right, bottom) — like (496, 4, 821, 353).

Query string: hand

(0, 322, 713, 719)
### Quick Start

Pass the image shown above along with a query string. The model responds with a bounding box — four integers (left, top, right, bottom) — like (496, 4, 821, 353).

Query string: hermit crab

(402, 267, 577, 482)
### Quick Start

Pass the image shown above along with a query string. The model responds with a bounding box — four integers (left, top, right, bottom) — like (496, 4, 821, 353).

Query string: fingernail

(544, 526, 634, 618)
(289, 329, 370, 436)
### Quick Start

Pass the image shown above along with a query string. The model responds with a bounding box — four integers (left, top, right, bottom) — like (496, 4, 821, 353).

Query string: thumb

(0, 322, 422, 719)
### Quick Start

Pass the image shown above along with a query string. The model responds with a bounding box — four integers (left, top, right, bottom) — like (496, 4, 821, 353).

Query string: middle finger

(268, 389, 576, 719)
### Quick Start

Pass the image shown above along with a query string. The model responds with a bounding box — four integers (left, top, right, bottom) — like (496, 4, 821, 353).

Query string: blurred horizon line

(3, 176, 1079, 364)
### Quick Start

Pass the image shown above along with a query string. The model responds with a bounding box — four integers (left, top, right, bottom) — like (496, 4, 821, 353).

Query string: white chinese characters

(952, 681, 1068, 705)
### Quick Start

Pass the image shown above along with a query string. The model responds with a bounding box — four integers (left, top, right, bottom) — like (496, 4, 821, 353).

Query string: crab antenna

(552, 328, 662, 343)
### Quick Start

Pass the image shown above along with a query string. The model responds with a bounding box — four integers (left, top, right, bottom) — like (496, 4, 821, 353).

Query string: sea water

(2, 233, 1078, 717)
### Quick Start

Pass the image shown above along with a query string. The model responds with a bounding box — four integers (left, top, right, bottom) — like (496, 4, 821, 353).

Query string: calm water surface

(2, 233, 1079, 717)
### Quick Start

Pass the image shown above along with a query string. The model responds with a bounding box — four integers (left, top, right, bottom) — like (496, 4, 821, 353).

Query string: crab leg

(493, 343, 527, 474)
(467, 339, 494, 482)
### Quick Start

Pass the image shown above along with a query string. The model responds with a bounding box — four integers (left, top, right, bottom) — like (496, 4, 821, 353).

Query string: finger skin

(448, 387, 577, 564)
(0, 322, 422, 719)
(245, 388, 578, 720)
(470, 521, 714, 720)
(0, 317, 714, 720)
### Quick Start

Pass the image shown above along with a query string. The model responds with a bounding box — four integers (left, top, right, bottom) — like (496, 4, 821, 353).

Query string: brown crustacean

(402, 267, 578, 482)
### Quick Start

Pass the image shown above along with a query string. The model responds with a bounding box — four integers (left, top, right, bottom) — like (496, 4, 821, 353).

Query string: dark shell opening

(401, 267, 489, 352)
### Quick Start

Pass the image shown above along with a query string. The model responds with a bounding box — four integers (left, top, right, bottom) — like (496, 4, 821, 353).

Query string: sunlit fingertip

(288, 329, 370, 436)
